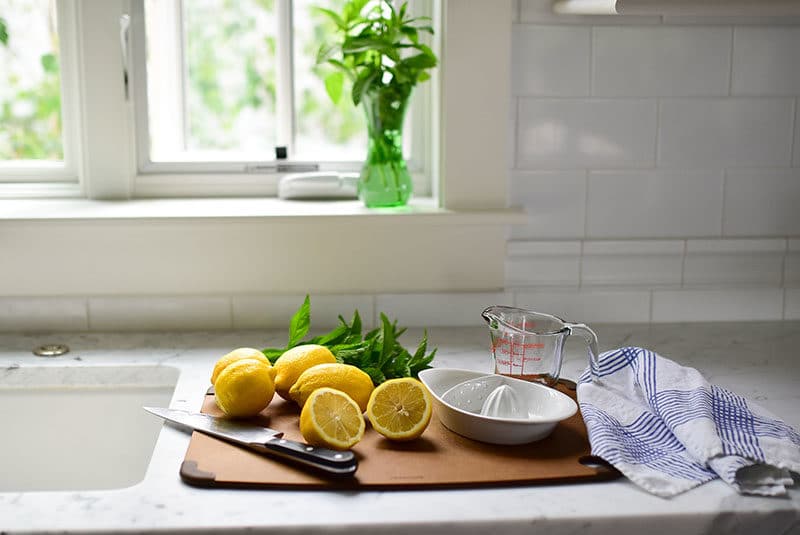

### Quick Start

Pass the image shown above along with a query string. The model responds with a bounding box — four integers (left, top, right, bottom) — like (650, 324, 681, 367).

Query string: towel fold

(577, 346, 800, 498)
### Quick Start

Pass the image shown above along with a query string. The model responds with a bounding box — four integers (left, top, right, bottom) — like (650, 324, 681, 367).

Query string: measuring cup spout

(481, 306, 500, 327)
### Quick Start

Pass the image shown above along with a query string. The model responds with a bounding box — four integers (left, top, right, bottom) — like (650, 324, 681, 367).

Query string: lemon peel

(273, 344, 336, 400)
(289, 362, 374, 411)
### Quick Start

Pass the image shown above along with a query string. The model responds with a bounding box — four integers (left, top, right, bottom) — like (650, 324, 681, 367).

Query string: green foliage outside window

(0, 13, 63, 161)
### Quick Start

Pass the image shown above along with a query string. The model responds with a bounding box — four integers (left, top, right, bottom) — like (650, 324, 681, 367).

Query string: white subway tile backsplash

(784, 239, 800, 286)
(683, 239, 786, 286)
(652, 288, 784, 322)
(517, 98, 657, 168)
(0, 297, 88, 332)
(514, 288, 652, 323)
(232, 294, 375, 330)
(586, 170, 724, 238)
(375, 292, 511, 327)
(658, 98, 794, 167)
(520, 0, 661, 25)
(509, 171, 587, 239)
(506, 240, 581, 287)
(732, 27, 800, 96)
(794, 103, 799, 167)
(661, 15, 800, 25)
(593, 26, 731, 97)
(88, 296, 231, 331)
(581, 240, 684, 286)
(785, 289, 800, 320)
(512, 25, 590, 96)
(723, 169, 800, 236)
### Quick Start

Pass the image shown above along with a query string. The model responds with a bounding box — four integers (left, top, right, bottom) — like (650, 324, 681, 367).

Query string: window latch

(120, 14, 131, 100)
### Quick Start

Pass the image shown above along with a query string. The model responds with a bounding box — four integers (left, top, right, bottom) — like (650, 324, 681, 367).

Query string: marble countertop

(1, 322, 798, 535)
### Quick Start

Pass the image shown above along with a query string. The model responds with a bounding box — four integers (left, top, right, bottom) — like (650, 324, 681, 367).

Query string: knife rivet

(279, 439, 287, 444)
(305, 446, 314, 452)
(334, 454, 344, 459)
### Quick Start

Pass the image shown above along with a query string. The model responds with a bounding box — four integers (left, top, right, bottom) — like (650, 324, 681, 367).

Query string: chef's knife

(144, 406, 357, 476)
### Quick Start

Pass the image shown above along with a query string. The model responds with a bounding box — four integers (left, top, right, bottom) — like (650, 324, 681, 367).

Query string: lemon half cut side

(366, 378, 432, 441)
(299, 387, 366, 450)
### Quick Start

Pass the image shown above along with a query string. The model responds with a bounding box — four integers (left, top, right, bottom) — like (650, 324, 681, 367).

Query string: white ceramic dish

(418, 368, 578, 445)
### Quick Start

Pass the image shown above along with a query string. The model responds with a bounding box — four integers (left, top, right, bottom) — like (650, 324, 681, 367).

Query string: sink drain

(33, 344, 70, 357)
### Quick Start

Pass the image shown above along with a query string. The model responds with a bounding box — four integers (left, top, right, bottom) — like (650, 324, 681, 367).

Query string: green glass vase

(358, 88, 412, 208)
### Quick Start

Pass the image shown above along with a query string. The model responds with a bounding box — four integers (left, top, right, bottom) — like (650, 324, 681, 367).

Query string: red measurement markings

(491, 338, 546, 372)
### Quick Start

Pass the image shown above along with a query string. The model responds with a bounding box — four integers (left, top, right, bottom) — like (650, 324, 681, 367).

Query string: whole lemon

(211, 347, 273, 385)
(273, 344, 336, 400)
(289, 362, 374, 412)
(214, 358, 276, 418)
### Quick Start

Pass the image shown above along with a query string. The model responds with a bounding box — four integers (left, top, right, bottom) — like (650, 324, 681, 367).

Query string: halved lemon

(366, 378, 432, 441)
(299, 387, 365, 450)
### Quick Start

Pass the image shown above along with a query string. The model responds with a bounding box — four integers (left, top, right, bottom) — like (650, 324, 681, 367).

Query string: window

(0, 0, 77, 185)
(0, 0, 434, 197)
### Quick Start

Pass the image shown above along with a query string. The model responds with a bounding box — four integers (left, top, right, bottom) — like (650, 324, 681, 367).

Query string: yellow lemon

(273, 344, 336, 400)
(211, 347, 273, 385)
(289, 362, 374, 411)
(366, 378, 432, 441)
(214, 358, 276, 418)
(299, 387, 365, 450)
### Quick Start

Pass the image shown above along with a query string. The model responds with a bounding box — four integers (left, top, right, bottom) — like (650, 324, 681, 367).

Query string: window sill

(0, 196, 525, 226)
(0, 197, 524, 297)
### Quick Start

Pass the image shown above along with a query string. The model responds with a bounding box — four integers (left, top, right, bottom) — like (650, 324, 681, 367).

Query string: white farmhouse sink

(0, 365, 179, 492)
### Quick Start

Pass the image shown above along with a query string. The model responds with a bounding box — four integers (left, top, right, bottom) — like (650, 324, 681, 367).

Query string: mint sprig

(262, 295, 436, 385)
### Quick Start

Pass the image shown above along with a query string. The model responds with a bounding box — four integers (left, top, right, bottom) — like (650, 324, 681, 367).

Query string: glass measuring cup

(481, 306, 599, 387)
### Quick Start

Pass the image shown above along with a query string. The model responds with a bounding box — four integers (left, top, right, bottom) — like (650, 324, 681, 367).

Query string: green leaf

(400, 53, 437, 71)
(377, 313, 396, 367)
(0, 18, 8, 47)
(349, 309, 362, 337)
(351, 69, 378, 106)
(287, 295, 311, 347)
(312, 6, 347, 30)
(362, 367, 386, 386)
(323, 71, 345, 104)
(261, 347, 285, 364)
(311, 321, 349, 345)
(400, 26, 418, 43)
(40, 53, 58, 74)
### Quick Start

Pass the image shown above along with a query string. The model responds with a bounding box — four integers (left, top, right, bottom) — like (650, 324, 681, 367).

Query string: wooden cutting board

(180, 380, 620, 489)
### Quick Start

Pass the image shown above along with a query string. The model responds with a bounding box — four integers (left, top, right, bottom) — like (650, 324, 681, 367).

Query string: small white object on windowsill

(277, 172, 358, 200)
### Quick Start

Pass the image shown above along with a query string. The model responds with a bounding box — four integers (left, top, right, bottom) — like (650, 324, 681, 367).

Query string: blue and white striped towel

(577, 347, 800, 498)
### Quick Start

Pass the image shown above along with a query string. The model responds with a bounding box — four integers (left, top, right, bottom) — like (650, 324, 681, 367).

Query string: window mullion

(275, 0, 295, 158)
(74, 0, 134, 199)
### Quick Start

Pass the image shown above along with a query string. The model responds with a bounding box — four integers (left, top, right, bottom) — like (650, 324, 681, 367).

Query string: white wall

(507, 0, 800, 322)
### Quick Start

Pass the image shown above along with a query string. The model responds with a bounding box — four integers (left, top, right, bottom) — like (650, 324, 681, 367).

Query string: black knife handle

(250, 437, 358, 476)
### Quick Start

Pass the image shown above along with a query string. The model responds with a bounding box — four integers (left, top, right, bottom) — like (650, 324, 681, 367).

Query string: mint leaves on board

(262, 295, 436, 385)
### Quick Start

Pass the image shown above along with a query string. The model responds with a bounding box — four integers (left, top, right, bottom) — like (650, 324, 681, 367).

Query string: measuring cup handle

(565, 323, 600, 377)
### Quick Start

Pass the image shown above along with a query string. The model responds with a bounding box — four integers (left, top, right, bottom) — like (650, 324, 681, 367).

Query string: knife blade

(144, 406, 357, 476)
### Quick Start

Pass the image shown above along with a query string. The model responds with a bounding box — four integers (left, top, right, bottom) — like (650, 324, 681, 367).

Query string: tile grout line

(588, 26, 595, 97)
(727, 26, 735, 97)
(583, 169, 590, 242)
(680, 239, 688, 288)
(84, 298, 92, 331)
(720, 169, 727, 237)
(653, 98, 662, 167)
(790, 97, 798, 166)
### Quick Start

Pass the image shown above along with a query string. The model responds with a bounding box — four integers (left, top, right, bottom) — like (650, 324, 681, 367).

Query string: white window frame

(126, 0, 435, 198)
